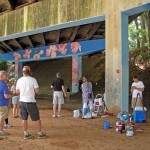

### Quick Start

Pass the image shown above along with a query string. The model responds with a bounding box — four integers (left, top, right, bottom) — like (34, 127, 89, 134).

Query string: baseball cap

(23, 66, 31, 72)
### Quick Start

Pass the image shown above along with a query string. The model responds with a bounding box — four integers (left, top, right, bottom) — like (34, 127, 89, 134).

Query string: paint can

(73, 110, 80, 118)
(104, 121, 110, 129)
(126, 127, 134, 137)
(116, 125, 123, 133)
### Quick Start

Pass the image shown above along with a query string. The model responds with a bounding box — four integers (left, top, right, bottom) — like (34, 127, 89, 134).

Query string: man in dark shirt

(51, 73, 66, 118)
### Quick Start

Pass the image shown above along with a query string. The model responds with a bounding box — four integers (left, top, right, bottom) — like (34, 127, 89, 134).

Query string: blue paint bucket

(81, 107, 89, 116)
(104, 121, 110, 129)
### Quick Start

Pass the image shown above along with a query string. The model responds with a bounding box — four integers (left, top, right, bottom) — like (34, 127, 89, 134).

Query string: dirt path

(0, 109, 150, 150)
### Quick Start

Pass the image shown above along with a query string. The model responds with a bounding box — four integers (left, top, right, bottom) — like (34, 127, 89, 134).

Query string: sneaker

(0, 131, 9, 136)
(57, 115, 63, 118)
(4, 124, 11, 128)
(52, 115, 56, 118)
(38, 133, 46, 139)
(24, 133, 31, 140)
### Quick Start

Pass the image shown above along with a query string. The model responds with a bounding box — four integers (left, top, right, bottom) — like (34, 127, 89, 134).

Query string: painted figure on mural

(15, 64, 19, 74)
(72, 57, 78, 84)
(58, 44, 67, 55)
(71, 42, 81, 54)
(46, 45, 58, 58)
(23, 49, 32, 59)
(33, 50, 44, 59)
(13, 53, 21, 60)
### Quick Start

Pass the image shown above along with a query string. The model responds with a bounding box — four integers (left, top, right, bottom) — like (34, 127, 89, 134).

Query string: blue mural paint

(0, 39, 105, 62)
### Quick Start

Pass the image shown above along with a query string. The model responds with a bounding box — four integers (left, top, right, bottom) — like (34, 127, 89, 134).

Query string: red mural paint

(72, 57, 78, 83)
(116, 69, 120, 74)
(71, 42, 81, 54)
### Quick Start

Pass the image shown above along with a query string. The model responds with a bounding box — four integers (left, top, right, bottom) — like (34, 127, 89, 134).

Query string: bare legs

(22, 120, 41, 133)
(13, 104, 19, 118)
(53, 104, 62, 117)
(58, 104, 61, 116)
(0, 118, 4, 131)
(53, 104, 57, 117)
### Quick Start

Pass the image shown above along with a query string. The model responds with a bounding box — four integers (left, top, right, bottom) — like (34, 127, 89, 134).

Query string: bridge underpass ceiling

(0, 0, 41, 15)
(0, 11, 141, 54)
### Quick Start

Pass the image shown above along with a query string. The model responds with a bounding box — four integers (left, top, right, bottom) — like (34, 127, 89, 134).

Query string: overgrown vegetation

(0, 60, 8, 71)
(129, 11, 150, 108)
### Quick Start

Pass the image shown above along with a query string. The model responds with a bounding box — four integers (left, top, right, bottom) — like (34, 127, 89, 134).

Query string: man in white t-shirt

(16, 66, 46, 140)
(131, 75, 144, 109)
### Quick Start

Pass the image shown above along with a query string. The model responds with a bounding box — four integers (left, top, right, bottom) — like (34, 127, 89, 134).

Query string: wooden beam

(1, 41, 13, 52)
(41, 33, 46, 45)
(97, 28, 105, 32)
(26, 36, 34, 48)
(70, 26, 79, 42)
(86, 23, 103, 39)
(56, 30, 60, 44)
(92, 35, 104, 38)
(13, 39, 23, 50)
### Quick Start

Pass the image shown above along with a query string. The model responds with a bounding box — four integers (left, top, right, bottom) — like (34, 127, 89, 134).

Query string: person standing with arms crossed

(131, 75, 144, 109)
(51, 73, 66, 118)
(16, 66, 46, 140)
(0, 71, 13, 136)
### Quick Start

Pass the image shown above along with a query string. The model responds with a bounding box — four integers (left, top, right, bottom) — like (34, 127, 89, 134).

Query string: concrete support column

(105, 1, 129, 113)
(72, 55, 82, 93)
(121, 13, 129, 112)
(14, 61, 22, 79)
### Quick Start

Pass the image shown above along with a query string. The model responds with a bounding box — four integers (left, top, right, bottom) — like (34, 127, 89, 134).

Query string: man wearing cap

(16, 66, 46, 139)
(0, 70, 13, 136)
(51, 73, 66, 117)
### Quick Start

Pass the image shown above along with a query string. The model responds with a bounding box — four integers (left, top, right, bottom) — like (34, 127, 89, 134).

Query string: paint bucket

(126, 127, 134, 137)
(104, 121, 110, 129)
(82, 107, 89, 116)
(116, 125, 123, 133)
(73, 110, 80, 118)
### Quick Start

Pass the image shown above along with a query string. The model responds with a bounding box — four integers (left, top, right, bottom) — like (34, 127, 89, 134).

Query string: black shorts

(20, 102, 40, 121)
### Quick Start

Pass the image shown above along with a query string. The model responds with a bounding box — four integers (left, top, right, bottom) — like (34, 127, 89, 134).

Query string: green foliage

(0, 60, 8, 71)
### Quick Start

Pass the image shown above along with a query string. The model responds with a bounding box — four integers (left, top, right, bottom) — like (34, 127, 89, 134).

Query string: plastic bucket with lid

(104, 121, 110, 129)
(73, 110, 80, 118)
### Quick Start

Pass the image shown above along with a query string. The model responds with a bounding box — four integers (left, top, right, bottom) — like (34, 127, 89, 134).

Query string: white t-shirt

(16, 76, 39, 102)
(131, 81, 144, 98)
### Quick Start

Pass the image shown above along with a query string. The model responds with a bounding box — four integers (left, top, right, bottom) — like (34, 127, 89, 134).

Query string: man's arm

(4, 93, 13, 99)
(15, 89, 20, 96)
(34, 87, 39, 94)
(3, 84, 13, 99)
(51, 80, 54, 89)
(134, 87, 144, 92)
(33, 79, 39, 94)
(62, 85, 66, 98)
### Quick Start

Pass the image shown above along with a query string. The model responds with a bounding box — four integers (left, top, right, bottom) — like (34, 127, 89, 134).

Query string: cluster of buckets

(73, 107, 94, 118)
(73, 106, 147, 137)
(103, 106, 147, 137)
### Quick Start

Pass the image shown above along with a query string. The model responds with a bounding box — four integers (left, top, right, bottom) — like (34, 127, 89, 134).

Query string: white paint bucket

(126, 130, 134, 137)
(73, 110, 80, 118)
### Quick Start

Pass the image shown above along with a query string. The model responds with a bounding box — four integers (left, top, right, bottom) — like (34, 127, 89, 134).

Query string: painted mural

(72, 57, 79, 84)
(12, 42, 81, 61)
(0, 39, 105, 62)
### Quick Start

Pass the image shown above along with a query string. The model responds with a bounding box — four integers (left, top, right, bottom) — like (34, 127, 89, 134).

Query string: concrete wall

(0, 0, 149, 37)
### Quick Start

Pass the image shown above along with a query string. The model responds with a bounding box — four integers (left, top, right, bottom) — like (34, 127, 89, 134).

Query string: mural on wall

(58, 44, 67, 54)
(15, 63, 19, 75)
(72, 57, 78, 84)
(0, 39, 105, 62)
(13, 52, 22, 60)
(71, 42, 81, 54)
(46, 45, 58, 58)
(33, 50, 44, 59)
(23, 49, 32, 59)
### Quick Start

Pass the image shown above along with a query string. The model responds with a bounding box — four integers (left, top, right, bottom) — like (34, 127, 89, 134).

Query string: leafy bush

(0, 61, 8, 71)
